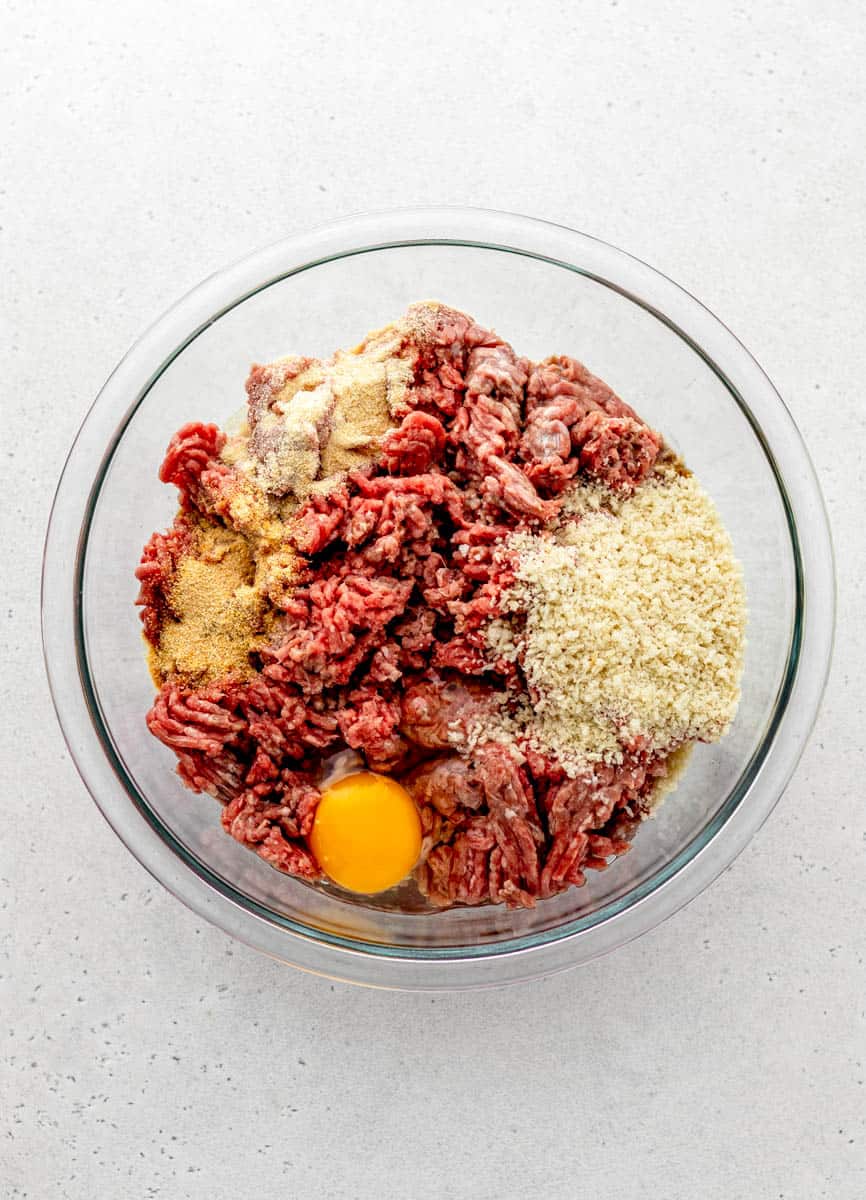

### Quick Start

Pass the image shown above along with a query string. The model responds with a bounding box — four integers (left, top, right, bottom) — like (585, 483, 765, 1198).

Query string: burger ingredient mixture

(136, 302, 746, 909)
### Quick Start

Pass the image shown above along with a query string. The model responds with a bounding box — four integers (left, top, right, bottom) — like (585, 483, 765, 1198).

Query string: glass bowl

(42, 207, 834, 989)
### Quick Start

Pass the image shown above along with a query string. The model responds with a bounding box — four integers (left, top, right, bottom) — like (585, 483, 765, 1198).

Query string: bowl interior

(79, 242, 796, 953)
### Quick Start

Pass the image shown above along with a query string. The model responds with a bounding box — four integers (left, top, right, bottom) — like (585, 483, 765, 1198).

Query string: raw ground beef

(138, 303, 672, 909)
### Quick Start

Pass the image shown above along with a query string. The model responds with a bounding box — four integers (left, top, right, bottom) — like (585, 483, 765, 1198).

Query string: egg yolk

(309, 772, 422, 894)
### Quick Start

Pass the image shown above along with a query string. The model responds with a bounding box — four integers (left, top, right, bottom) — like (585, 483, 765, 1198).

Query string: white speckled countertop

(2, 2, 864, 1196)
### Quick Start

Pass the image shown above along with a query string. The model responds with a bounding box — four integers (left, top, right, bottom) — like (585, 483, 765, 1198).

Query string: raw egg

(309, 772, 422, 894)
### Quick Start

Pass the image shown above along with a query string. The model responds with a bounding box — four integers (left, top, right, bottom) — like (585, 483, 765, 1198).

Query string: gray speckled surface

(2, 1, 864, 1196)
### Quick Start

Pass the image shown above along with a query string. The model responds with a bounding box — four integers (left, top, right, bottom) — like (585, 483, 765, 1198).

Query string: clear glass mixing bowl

(42, 207, 834, 989)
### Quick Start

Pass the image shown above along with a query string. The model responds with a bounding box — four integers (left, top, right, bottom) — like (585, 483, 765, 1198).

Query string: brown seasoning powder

(250, 342, 411, 499)
(149, 523, 271, 686)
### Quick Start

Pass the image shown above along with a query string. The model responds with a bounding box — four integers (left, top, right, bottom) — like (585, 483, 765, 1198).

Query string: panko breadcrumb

(485, 466, 746, 771)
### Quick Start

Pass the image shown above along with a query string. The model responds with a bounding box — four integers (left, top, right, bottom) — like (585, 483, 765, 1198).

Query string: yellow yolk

(309, 772, 422, 894)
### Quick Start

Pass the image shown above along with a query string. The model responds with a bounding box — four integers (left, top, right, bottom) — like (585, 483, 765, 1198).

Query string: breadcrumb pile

(488, 466, 746, 771)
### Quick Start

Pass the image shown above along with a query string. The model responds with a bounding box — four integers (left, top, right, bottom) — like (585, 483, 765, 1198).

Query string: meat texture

(138, 304, 666, 906)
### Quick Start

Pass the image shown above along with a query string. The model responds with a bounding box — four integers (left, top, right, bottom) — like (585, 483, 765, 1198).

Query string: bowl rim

(42, 205, 835, 989)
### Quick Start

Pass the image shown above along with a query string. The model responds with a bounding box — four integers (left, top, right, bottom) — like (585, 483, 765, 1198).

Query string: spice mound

(135, 302, 746, 910)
